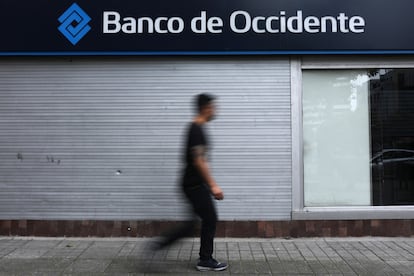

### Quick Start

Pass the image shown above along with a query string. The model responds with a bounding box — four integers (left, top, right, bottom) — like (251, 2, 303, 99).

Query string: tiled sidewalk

(0, 237, 413, 275)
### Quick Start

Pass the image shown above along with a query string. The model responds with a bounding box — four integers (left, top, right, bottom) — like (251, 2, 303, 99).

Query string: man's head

(195, 93, 216, 122)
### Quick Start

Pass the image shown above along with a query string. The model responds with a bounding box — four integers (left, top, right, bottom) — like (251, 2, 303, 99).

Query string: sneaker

(196, 258, 228, 271)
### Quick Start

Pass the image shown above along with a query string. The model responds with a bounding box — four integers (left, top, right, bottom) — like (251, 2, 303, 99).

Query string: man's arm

(192, 146, 224, 200)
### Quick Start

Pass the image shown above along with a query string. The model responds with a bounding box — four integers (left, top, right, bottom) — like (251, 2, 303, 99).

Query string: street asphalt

(0, 236, 413, 275)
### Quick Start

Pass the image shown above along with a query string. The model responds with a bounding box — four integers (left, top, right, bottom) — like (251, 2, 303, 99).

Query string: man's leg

(185, 185, 217, 260)
(156, 220, 195, 249)
(198, 189, 217, 260)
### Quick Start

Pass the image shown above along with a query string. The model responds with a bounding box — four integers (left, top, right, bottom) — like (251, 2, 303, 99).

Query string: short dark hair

(195, 93, 215, 113)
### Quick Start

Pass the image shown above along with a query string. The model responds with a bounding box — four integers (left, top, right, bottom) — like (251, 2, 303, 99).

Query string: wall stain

(46, 155, 61, 165)
(17, 153, 23, 161)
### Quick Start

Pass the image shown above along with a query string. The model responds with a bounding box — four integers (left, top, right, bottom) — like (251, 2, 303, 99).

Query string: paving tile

(104, 258, 143, 273)
(65, 258, 113, 273)
(3, 248, 50, 259)
(0, 258, 72, 273)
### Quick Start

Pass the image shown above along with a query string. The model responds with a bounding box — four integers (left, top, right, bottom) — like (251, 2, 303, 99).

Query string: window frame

(291, 55, 414, 220)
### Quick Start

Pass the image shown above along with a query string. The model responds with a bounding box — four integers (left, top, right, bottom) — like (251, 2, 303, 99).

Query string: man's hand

(210, 184, 224, 200)
(192, 147, 224, 200)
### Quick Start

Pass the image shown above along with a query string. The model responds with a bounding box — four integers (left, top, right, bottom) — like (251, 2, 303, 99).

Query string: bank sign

(1, 0, 414, 55)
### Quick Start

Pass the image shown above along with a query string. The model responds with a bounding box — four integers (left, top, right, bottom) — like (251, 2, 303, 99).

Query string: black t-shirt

(182, 122, 209, 188)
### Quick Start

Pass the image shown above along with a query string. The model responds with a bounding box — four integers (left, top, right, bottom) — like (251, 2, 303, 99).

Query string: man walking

(154, 93, 228, 272)
(183, 93, 227, 271)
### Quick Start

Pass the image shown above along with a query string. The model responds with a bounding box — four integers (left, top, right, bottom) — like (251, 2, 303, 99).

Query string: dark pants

(159, 184, 217, 260)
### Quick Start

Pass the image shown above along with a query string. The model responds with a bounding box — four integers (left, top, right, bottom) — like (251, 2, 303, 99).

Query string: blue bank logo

(58, 3, 91, 45)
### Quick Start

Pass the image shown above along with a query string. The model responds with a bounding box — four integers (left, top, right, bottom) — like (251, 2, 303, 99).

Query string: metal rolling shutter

(0, 57, 291, 220)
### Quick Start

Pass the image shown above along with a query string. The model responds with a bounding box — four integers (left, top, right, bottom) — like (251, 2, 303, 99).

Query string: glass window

(303, 69, 414, 207)
(370, 69, 414, 205)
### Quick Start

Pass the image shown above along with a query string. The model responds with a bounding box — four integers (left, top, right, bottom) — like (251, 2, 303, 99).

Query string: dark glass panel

(370, 69, 414, 205)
